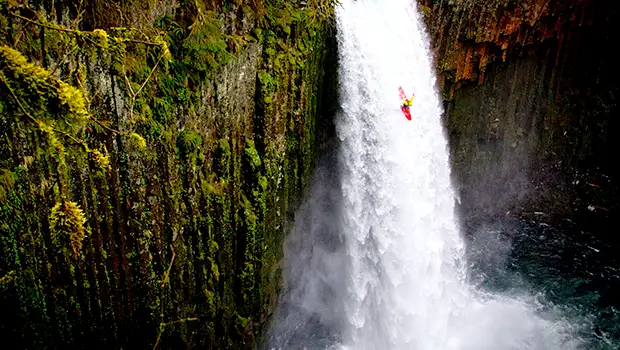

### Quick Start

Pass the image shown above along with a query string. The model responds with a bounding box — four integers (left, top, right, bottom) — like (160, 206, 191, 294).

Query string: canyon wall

(0, 0, 337, 348)
(419, 0, 619, 233)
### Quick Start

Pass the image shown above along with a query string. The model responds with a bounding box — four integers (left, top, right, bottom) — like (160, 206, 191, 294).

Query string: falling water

(264, 0, 587, 349)
(335, 0, 468, 347)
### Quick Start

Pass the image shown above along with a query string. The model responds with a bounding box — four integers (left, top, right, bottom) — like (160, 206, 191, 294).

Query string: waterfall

(335, 0, 467, 347)
(264, 0, 584, 349)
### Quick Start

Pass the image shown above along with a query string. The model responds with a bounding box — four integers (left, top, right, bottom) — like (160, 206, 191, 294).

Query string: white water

(265, 0, 586, 349)
(335, 0, 468, 347)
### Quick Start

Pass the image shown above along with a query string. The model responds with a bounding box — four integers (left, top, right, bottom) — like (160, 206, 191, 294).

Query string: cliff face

(0, 0, 337, 348)
(419, 0, 619, 228)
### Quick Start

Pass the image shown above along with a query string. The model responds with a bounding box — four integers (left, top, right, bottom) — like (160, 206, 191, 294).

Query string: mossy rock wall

(418, 0, 620, 223)
(0, 0, 337, 348)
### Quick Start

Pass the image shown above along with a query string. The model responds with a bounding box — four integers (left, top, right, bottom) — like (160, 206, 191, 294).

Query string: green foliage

(183, 17, 231, 71)
(244, 140, 262, 169)
(258, 70, 276, 89)
(218, 139, 231, 156)
(0, 168, 16, 203)
(129, 132, 147, 150)
(154, 35, 173, 63)
(136, 117, 165, 138)
(240, 261, 255, 303)
(154, 12, 234, 79)
(176, 129, 202, 156)
(49, 201, 88, 258)
(89, 149, 110, 175)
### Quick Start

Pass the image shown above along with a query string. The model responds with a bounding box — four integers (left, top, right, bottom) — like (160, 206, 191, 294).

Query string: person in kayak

(402, 94, 415, 111)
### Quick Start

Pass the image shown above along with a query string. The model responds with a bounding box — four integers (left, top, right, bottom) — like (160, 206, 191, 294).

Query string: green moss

(201, 177, 226, 197)
(49, 201, 88, 258)
(0, 168, 16, 203)
(177, 130, 202, 154)
(205, 288, 216, 316)
(89, 149, 111, 176)
(0, 46, 89, 128)
(128, 132, 147, 150)
(244, 140, 262, 169)
(0, 270, 15, 286)
(218, 139, 231, 156)
(234, 312, 250, 332)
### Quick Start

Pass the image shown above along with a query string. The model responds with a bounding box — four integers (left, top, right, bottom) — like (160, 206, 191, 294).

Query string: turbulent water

(264, 0, 603, 349)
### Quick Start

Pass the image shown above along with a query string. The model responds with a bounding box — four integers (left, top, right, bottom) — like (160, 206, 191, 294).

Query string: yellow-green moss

(0, 46, 89, 127)
(49, 201, 88, 258)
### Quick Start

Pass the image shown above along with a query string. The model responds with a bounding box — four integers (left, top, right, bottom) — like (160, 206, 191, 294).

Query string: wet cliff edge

(419, 0, 619, 240)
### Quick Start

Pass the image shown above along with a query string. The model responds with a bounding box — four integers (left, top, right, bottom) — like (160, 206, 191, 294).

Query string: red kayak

(398, 86, 412, 120)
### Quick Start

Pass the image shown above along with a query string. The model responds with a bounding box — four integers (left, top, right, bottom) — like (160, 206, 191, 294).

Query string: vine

(152, 244, 199, 350)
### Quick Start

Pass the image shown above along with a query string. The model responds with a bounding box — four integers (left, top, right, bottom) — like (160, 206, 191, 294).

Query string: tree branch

(152, 317, 198, 350)
(50, 44, 80, 76)
(8, 11, 162, 47)
(152, 245, 195, 350)
(129, 55, 162, 120)
(8, 12, 75, 33)
(159, 243, 176, 289)
(92, 119, 122, 134)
